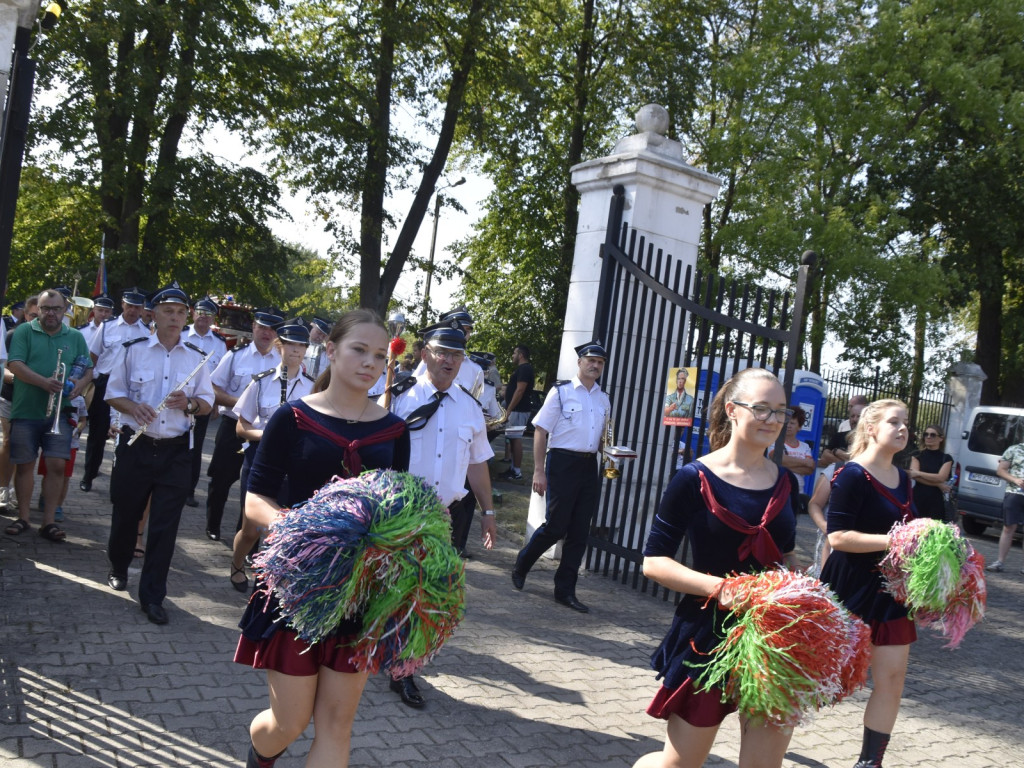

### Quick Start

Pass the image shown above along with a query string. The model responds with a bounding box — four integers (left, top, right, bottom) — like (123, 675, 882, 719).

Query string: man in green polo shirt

(4, 289, 93, 541)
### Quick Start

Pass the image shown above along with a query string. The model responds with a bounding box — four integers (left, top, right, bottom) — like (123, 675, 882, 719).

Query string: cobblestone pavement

(2, 430, 1023, 767)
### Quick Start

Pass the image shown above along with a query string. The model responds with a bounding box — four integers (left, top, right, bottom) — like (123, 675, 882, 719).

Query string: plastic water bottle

(63, 355, 89, 397)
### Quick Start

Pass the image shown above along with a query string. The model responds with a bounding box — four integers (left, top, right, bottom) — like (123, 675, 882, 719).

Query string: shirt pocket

(456, 424, 475, 467)
(128, 369, 155, 403)
(560, 396, 583, 422)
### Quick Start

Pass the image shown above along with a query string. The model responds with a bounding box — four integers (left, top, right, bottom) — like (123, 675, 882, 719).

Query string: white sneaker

(0, 487, 8, 507)
(986, 561, 1004, 573)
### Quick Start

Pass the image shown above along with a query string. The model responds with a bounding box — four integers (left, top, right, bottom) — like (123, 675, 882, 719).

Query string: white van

(955, 406, 1024, 534)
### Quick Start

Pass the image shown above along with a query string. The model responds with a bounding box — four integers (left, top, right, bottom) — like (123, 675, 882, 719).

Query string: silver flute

(127, 355, 209, 446)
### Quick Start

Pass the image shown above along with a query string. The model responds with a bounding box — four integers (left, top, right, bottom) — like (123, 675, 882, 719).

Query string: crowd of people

(2, 285, 991, 768)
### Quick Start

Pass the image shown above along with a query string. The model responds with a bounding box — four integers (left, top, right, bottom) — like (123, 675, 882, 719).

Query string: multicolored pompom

(695, 569, 871, 726)
(880, 517, 986, 648)
(254, 470, 465, 676)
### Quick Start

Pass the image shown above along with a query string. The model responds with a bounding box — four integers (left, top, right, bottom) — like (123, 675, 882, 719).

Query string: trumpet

(46, 349, 67, 435)
(127, 354, 210, 446)
(601, 412, 637, 479)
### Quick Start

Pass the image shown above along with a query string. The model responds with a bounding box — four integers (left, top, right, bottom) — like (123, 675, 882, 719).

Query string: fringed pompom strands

(880, 518, 986, 648)
(254, 470, 466, 676)
(696, 569, 871, 726)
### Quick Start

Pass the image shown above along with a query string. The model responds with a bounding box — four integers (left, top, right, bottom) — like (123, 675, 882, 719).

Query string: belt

(128, 430, 189, 447)
(550, 448, 598, 458)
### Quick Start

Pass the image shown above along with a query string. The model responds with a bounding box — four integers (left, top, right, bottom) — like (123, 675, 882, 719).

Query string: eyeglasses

(731, 401, 794, 423)
(428, 347, 464, 362)
(923, 432, 941, 438)
(38, 305, 66, 314)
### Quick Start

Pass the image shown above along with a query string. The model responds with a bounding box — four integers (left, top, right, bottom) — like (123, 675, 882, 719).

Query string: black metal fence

(584, 187, 810, 599)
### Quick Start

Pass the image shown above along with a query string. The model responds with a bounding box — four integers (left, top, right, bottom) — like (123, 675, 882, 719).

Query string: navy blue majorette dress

(234, 400, 410, 675)
(819, 462, 917, 646)
(643, 461, 799, 727)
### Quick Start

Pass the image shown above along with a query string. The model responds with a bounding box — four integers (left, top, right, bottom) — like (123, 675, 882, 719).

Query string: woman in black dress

(908, 424, 953, 520)
(820, 399, 917, 768)
(235, 309, 410, 768)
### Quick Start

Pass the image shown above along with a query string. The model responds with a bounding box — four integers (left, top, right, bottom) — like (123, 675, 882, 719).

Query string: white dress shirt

(389, 377, 494, 506)
(105, 336, 215, 439)
(78, 320, 103, 350)
(232, 364, 315, 431)
(209, 342, 280, 418)
(182, 326, 228, 375)
(532, 377, 609, 453)
(89, 315, 151, 375)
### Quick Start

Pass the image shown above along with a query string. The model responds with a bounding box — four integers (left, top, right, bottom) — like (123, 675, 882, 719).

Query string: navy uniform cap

(193, 295, 219, 315)
(468, 352, 490, 369)
(311, 316, 331, 335)
(574, 339, 607, 359)
(420, 321, 466, 351)
(253, 307, 284, 328)
(471, 350, 496, 365)
(151, 281, 190, 306)
(439, 306, 473, 329)
(122, 287, 146, 306)
(55, 285, 72, 299)
(277, 318, 311, 345)
(93, 293, 115, 310)
(11, 301, 25, 311)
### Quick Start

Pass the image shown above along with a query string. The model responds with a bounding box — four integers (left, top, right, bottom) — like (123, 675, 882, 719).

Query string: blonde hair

(848, 398, 907, 457)
(707, 367, 783, 451)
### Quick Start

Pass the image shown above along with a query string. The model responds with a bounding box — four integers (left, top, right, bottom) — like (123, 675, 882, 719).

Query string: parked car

(954, 406, 1024, 535)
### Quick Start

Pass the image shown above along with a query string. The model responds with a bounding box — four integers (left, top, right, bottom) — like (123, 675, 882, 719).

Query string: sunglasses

(923, 432, 941, 438)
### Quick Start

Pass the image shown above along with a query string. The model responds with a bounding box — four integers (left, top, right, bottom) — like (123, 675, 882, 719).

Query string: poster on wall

(662, 366, 696, 427)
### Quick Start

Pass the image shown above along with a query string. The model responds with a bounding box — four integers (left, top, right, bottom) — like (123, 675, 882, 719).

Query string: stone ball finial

(635, 104, 669, 136)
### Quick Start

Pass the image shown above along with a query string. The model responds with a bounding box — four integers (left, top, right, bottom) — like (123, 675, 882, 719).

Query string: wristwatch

(185, 397, 199, 415)
(482, 509, 495, 516)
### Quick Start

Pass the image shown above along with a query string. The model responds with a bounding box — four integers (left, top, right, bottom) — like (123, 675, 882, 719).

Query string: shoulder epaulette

(252, 367, 276, 381)
(184, 341, 207, 356)
(389, 375, 416, 397)
(229, 342, 246, 353)
(212, 330, 230, 343)
(122, 336, 148, 349)
(75, 322, 89, 331)
(102, 317, 116, 324)
(458, 384, 482, 407)
(552, 379, 571, 388)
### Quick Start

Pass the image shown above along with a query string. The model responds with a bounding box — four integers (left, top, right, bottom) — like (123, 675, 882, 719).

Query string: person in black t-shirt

(499, 344, 534, 481)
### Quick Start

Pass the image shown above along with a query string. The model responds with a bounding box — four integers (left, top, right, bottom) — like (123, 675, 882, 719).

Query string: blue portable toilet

(790, 370, 828, 495)
(688, 368, 721, 460)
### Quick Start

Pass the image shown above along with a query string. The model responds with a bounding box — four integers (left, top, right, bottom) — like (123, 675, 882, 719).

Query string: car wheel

(960, 515, 987, 536)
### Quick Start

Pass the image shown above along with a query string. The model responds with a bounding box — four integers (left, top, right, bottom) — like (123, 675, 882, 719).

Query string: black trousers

(450, 482, 477, 552)
(108, 433, 191, 606)
(206, 415, 244, 535)
(189, 413, 212, 494)
(81, 374, 109, 482)
(515, 450, 599, 598)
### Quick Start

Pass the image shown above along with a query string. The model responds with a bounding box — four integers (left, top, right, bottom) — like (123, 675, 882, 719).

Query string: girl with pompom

(819, 399, 916, 768)
(233, 309, 410, 768)
(633, 367, 801, 768)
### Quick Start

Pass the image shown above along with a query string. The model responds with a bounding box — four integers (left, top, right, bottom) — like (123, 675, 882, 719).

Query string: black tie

(405, 391, 447, 431)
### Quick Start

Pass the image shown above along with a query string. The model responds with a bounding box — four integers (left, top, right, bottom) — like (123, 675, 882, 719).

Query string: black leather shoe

(79, 479, 92, 492)
(555, 594, 590, 613)
(107, 572, 127, 591)
(389, 676, 425, 708)
(184, 496, 198, 508)
(205, 529, 220, 541)
(141, 603, 169, 625)
(511, 570, 525, 590)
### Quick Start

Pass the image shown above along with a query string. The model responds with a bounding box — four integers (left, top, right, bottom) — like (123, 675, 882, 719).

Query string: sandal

(230, 564, 249, 593)
(4, 518, 30, 536)
(39, 523, 67, 542)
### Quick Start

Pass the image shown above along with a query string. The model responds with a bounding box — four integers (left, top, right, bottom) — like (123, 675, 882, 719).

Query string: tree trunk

(974, 242, 1004, 404)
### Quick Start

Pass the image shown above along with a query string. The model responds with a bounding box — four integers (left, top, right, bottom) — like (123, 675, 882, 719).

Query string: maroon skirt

(646, 678, 737, 727)
(234, 628, 361, 676)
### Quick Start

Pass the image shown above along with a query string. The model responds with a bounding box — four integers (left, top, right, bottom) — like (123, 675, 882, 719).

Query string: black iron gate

(585, 186, 812, 597)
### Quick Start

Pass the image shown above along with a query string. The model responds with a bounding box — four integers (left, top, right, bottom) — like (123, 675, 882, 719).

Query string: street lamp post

(420, 176, 465, 327)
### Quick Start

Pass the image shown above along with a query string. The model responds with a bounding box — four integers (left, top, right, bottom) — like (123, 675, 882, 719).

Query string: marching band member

(511, 341, 610, 613)
(181, 295, 229, 507)
(229, 319, 314, 592)
(205, 308, 282, 541)
(303, 316, 331, 379)
(104, 282, 214, 625)
(80, 287, 149, 492)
